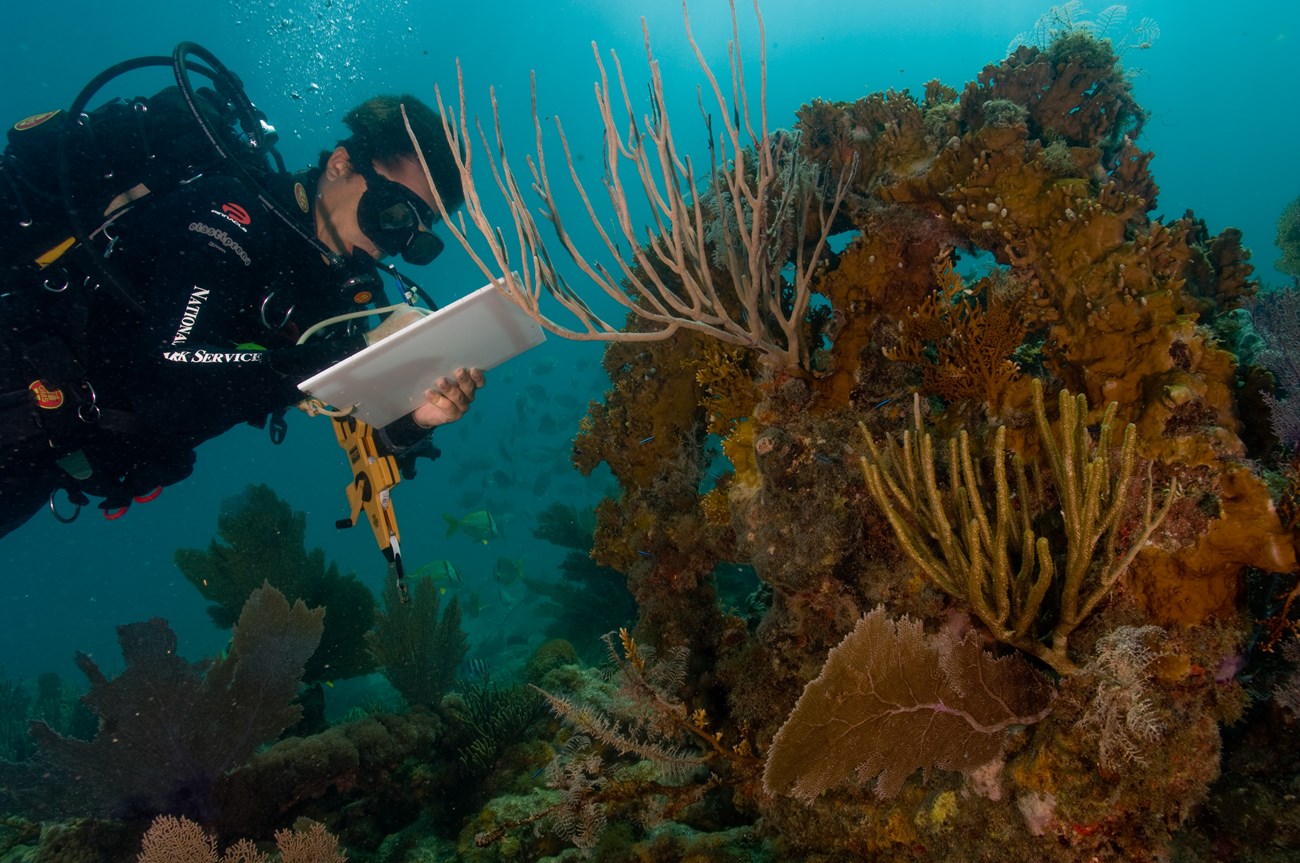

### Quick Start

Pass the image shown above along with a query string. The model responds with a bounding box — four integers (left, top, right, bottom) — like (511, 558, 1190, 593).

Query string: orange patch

(352, 291, 373, 305)
(28, 380, 64, 409)
(14, 110, 59, 131)
(221, 202, 251, 225)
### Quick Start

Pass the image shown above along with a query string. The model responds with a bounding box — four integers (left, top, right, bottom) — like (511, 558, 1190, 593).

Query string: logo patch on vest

(221, 202, 252, 225)
(352, 290, 373, 305)
(14, 110, 59, 131)
(29, 380, 64, 409)
(294, 182, 310, 213)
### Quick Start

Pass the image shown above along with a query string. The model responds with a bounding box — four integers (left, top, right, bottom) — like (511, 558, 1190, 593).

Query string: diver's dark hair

(327, 94, 464, 212)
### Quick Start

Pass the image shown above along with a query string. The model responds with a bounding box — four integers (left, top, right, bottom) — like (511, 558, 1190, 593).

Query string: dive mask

(355, 163, 445, 266)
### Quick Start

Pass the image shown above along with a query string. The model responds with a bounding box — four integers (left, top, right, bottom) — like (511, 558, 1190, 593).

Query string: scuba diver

(0, 46, 483, 538)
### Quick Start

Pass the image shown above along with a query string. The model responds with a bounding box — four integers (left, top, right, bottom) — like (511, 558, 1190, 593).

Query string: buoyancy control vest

(0, 44, 295, 514)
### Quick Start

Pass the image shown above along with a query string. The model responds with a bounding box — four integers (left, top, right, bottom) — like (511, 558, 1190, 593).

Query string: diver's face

(315, 147, 437, 261)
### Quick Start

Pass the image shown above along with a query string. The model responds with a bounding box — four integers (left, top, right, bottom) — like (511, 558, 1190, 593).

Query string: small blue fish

(639, 435, 655, 445)
(443, 510, 502, 544)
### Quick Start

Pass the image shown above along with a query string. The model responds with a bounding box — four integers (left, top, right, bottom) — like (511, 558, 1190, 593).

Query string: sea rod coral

(414, 0, 850, 371)
(860, 380, 1176, 674)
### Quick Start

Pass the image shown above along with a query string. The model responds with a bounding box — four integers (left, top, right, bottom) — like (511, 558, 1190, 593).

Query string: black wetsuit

(0, 167, 430, 536)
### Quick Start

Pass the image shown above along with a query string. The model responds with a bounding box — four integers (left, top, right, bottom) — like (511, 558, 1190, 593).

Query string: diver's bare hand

(413, 367, 486, 428)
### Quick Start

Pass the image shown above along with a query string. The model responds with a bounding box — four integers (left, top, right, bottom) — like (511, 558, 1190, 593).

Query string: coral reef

(475, 631, 760, 856)
(547, 16, 1299, 863)
(212, 708, 444, 841)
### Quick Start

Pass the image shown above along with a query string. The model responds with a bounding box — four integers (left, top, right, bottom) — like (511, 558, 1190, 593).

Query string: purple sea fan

(0, 583, 323, 820)
(763, 606, 1054, 801)
(1274, 638, 1300, 714)
(1251, 286, 1300, 449)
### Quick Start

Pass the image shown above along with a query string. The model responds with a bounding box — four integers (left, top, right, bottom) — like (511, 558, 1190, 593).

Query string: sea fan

(764, 607, 1054, 801)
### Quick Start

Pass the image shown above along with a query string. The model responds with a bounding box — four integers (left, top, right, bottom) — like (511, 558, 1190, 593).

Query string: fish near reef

(409, 559, 463, 587)
(494, 557, 524, 585)
(443, 509, 502, 543)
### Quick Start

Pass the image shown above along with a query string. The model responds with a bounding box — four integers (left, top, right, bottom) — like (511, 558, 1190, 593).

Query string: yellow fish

(443, 510, 501, 544)
(409, 559, 463, 586)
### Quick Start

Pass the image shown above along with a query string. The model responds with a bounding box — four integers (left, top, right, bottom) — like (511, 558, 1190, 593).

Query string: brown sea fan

(763, 606, 1054, 801)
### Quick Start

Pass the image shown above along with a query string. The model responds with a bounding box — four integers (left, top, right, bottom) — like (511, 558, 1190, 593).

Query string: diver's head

(314, 94, 462, 265)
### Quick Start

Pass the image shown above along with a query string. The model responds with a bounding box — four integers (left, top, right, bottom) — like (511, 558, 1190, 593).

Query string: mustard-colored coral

(920, 790, 959, 831)
(884, 254, 1026, 415)
(699, 487, 732, 527)
(861, 380, 1175, 674)
(688, 340, 760, 437)
(1130, 464, 1295, 626)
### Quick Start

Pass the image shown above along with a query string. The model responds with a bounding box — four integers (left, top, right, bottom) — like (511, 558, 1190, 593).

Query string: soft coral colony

(435, 0, 1300, 858)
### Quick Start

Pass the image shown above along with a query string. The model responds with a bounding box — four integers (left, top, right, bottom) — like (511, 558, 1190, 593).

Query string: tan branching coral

(137, 815, 346, 863)
(860, 379, 1176, 674)
(416, 0, 851, 370)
